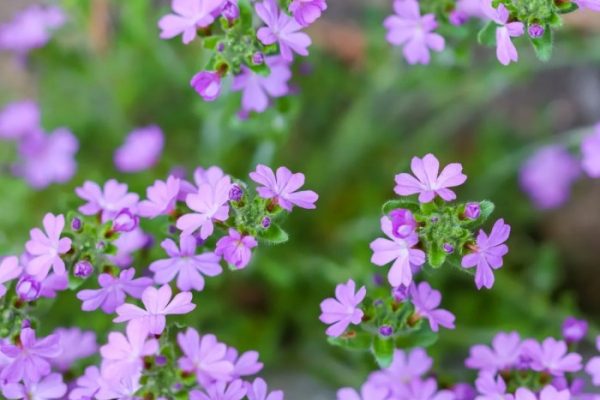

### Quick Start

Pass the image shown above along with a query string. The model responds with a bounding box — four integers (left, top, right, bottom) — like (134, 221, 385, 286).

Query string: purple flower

(0, 328, 61, 383)
(114, 284, 196, 335)
(370, 216, 426, 287)
(16, 275, 42, 301)
(528, 24, 545, 38)
(51, 328, 97, 372)
(112, 208, 139, 233)
(586, 337, 600, 386)
(158, 0, 225, 44)
(368, 348, 432, 395)
(523, 337, 582, 376)
(519, 145, 580, 209)
(0, 256, 23, 297)
(383, 0, 445, 65)
(394, 154, 467, 203)
(464, 202, 481, 219)
(177, 328, 234, 386)
(76, 268, 152, 314)
(0, 100, 39, 140)
(190, 380, 247, 400)
(108, 228, 149, 268)
(474, 373, 508, 399)
(1, 373, 67, 399)
(481, 0, 524, 65)
(150, 235, 223, 291)
(515, 386, 571, 400)
(574, 0, 600, 11)
(14, 128, 78, 189)
(319, 279, 366, 337)
(461, 219, 510, 290)
(289, 0, 327, 27)
(177, 175, 232, 239)
(73, 260, 94, 278)
(76, 179, 139, 222)
(39, 272, 68, 298)
(245, 378, 284, 400)
(465, 331, 522, 372)
(249, 164, 318, 211)
(452, 383, 476, 400)
(255, 0, 311, 61)
(231, 56, 292, 113)
(388, 209, 417, 238)
(562, 317, 588, 343)
(225, 348, 264, 379)
(114, 125, 164, 173)
(215, 229, 258, 270)
(0, 5, 65, 56)
(139, 176, 181, 218)
(410, 282, 455, 332)
(337, 382, 388, 400)
(194, 165, 227, 188)
(581, 125, 600, 178)
(100, 320, 159, 380)
(68, 366, 102, 399)
(191, 71, 222, 101)
(396, 378, 455, 400)
(95, 373, 141, 399)
(24, 213, 71, 279)
(455, 0, 486, 20)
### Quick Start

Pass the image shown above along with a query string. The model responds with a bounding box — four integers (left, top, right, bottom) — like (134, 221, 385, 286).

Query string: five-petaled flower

(410, 282, 455, 332)
(76, 179, 139, 222)
(249, 164, 318, 211)
(25, 213, 71, 280)
(158, 0, 225, 44)
(481, 0, 524, 65)
(319, 279, 366, 337)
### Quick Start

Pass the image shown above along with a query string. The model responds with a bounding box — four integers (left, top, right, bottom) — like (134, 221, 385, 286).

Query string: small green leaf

(328, 331, 372, 351)
(477, 22, 497, 47)
(257, 224, 289, 244)
(372, 335, 395, 368)
(547, 12, 562, 28)
(203, 36, 220, 50)
(395, 328, 439, 349)
(428, 244, 447, 268)
(382, 198, 419, 214)
(478, 200, 495, 222)
(530, 27, 553, 62)
(556, 2, 578, 13)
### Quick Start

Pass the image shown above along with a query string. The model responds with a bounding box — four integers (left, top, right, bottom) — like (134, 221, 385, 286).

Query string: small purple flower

(190, 380, 247, 400)
(369, 348, 432, 394)
(215, 229, 258, 270)
(114, 284, 196, 335)
(443, 243, 454, 254)
(25, 213, 72, 279)
(95, 373, 141, 399)
(252, 52, 265, 65)
(461, 219, 510, 290)
(0, 5, 65, 56)
(410, 282, 455, 332)
(394, 154, 467, 203)
(383, 0, 445, 65)
(319, 279, 366, 337)
(515, 386, 571, 400)
(249, 164, 318, 211)
(0, 100, 39, 140)
(562, 317, 588, 343)
(370, 216, 426, 287)
(51, 328, 97, 372)
(225, 347, 264, 379)
(581, 125, 600, 178)
(112, 208, 139, 233)
(39, 273, 68, 299)
(108, 228, 149, 268)
(289, 0, 327, 27)
(177, 328, 234, 386)
(528, 23, 545, 38)
(464, 202, 481, 219)
(114, 125, 164, 173)
(474, 373, 508, 399)
(231, 57, 292, 113)
(519, 145, 580, 209)
(229, 184, 244, 202)
(455, 0, 486, 20)
(1, 372, 67, 399)
(76, 268, 152, 314)
(222, 1, 240, 22)
(523, 337, 582, 376)
(573, 0, 600, 11)
(586, 336, 600, 385)
(449, 10, 468, 26)
(452, 383, 476, 400)
(379, 325, 393, 337)
(139, 176, 181, 218)
(71, 217, 82, 231)
(68, 366, 102, 399)
(177, 175, 232, 239)
(481, 0, 524, 65)
(255, 0, 311, 61)
(0, 327, 61, 383)
(73, 260, 94, 278)
(395, 377, 455, 400)
(245, 378, 284, 400)
(337, 382, 389, 400)
(76, 179, 139, 222)
(16, 275, 42, 301)
(0, 256, 23, 297)
(392, 284, 410, 302)
(465, 331, 522, 372)
(158, 0, 225, 44)
(388, 209, 417, 238)
(261, 217, 271, 228)
(191, 71, 222, 101)
(150, 235, 223, 291)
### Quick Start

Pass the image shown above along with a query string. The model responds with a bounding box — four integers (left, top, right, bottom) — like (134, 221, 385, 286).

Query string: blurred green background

(1, 0, 600, 397)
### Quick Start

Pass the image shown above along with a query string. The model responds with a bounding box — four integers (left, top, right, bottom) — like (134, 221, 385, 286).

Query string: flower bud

(443, 243, 454, 254)
(112, 208, 138, 233)
(71, 217, 82, 231)
(229, 184, 243, 201)
(16, 276, 41, 302)
(222, 1, 239, 22)
(379, 325, 393, 337)
(252, 52, 265, 65)
(74, 260, 94, 278)
(261, 216, 271, 228)
(562, 317, 588, 343)
(392, 284, 409, 302)
(449, 10, 468, 26)
(190, 71, 222, 102)
(528, 23, 545, 39)
(389, 209, 417, 238)
(21, 319, 32, 329)
(464, 202, 480, 220)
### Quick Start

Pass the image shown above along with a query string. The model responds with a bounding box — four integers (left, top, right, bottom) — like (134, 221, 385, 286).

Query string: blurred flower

(177, 176, 232, 239)
(150, 235, 222, 291)
(395, 377, 454, 400)
(1, 373, 67, 399)
(114, 125, 164, 173)
(383, 0, 445, 65)
(95, 372, 141, 400)
(337, 382, 388, 400)
(0, 100, 39, 140)
(139, 176, 181, 219)
(215, 229, 257, 269)
(245, 378, 284, 400)
(562, 317, 588, 343)
(519, 145, 580, 209)
(177, 328, 234, 386)
(455, 0, 486, 20)
(68, 366, 102, 399)
(39, 273, 68, 299)
(76, 268, 152, 314)
(481, 0, 524, 65)
(114, 284, 196, 335)
(368, 348, 432, 395)
(370, 216, 425, 287)
(461, 218, 510, 290)
(289, 0, 327, 27)
(76, 179, 139, 222)
(465, 331, 522, 372)
(190, 380, 247, 400)
(574, 0, 600, 11)
(474, 373, 508, 399)
(410, 282, 455, 332)
(256, 0, 311, 61)
(586, 337, 600, 386)
(0, 5, 65, 56)
(108, 228, 149, 268)
(191, 71, 222, 101)
(581, 125, 600, 178)
(225, 347, 263, 379)
(51, 328, 97, 372)
(394, 154, 467, 203)
(319, 279, 366, 337)
(158, 0, 224, 44)
(249, 164, 318, 211)
(231, 57, 291, 113)
(0, 256, 23, 298)
(25, 213, 71, 280)
(515, 386, 570, 400)
(452, 383, 476, 400)
(522, 337, 582, 376)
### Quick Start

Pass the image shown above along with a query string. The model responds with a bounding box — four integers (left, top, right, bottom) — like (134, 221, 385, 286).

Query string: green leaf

(395, 327, 439, 349)
(556, 2, 578, 13)
(248, 62, 271, 77)
(477, 22, 497, 47)
(328, 331, 372, 351)
(381, 198, 419, 214)
(372, 335, 395, 368)
(238, 0, 254, 30)
(530, 27, 553, 62)
(257, 224, 289, 245)
(427, 244, 447, 268)
(203, 36, 220, 50)
(547, 12, 563, 28)
(479, 200, 495, 222)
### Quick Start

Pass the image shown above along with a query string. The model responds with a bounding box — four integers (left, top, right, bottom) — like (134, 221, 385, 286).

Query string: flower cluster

(383, 0, 600, 66)
(0, 100, 79, 189)
(320, 154, 509, 366)
(335, 316, 600, 399)
(0, 163, 317, 398)
(159, 0, 327, 114)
